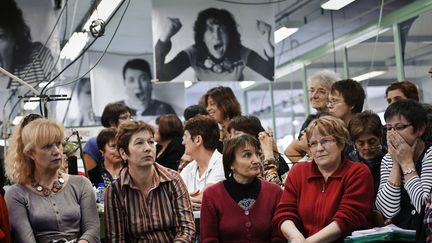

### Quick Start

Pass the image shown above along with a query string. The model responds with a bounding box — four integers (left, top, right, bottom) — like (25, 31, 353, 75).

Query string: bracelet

(403, 167, 416, 176)
(388, 180, 401, 187)
(262, 158, 276, 168)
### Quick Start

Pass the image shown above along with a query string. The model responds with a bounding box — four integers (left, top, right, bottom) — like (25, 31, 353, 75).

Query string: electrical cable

(41, 0, 129, 96)
(45, 0, 131, 94)
(330, 11, 337, 72)
(61, 57, 84, 124)
(367, 0, 385, 80)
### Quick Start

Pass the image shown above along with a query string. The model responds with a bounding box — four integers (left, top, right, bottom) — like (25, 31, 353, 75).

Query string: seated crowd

(1, 72, 432, 243)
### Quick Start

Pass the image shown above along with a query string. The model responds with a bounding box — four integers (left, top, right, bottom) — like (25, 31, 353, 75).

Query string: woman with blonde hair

(5, 118, 99, 243)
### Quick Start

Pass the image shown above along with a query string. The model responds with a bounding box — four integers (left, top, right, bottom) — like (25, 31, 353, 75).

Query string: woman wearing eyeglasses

(284, 70, 339, 163)
(376, 100, 432, 241)
(273, 116, 373, 242)
(327, 79, 365, 125)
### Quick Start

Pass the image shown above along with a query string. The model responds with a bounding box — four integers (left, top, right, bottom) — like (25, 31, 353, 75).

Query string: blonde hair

(5, 119, 64, 184)
(305, 115, 349, 149)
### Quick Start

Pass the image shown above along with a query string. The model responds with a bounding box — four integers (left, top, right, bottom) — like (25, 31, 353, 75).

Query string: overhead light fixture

(321, 0, 357, 10)
(60, 0, 122, 60)
(275, 27, 299, 44)
(240, 81, 255, 89)
(352, 70, 386, 81)
(184, 80, 193, 88)
(60, 32, 89, 60)
(82, 0, 123, 31)
(38, 81, 55, 88)
(274, 61, 306, 80)
(12, 116, 24, 126)
(23, 97, 41, 110)
(0, 139, 6, 146)
(344, 27, 391, 48)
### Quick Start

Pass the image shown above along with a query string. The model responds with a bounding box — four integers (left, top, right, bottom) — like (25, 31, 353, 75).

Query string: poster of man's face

(152, 0, 275, 82)
(89, 52, 184, 123)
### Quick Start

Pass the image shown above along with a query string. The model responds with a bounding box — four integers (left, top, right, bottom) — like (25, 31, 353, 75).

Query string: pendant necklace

(31, 173, 65, 197)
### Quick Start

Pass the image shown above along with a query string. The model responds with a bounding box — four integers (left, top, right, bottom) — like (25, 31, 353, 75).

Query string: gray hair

(308, 70, 340, 88)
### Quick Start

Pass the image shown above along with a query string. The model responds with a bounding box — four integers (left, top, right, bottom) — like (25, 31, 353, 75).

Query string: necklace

(202, 56, 243, 73)
(31, 173, 65, 197)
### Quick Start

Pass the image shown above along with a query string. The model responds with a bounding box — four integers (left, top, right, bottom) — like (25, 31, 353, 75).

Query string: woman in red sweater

(201, 134, 283, 242)
(273, 115, 374, 242)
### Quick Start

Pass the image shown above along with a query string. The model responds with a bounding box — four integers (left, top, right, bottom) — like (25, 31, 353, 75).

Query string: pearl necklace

(31, 173, 65, 197)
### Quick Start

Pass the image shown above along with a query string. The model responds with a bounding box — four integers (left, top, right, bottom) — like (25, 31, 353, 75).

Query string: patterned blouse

(104, 163, 195, 242)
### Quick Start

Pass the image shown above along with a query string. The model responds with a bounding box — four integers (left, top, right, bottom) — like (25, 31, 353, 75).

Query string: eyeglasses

(309, 137, 336, 151)
(385, 124, 412, 132)
(308, 88, 328, 97)
(326, 98, 344, 107)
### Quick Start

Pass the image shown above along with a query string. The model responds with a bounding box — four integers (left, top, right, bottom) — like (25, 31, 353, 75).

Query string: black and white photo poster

(152, 0, 275, 82)
(89, 52, 184, 123)
(0, 0, 59, 123)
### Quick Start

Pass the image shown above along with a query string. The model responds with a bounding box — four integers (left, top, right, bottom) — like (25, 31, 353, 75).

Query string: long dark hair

(193, 8, 241, 61)
(0, 0, 33, 65)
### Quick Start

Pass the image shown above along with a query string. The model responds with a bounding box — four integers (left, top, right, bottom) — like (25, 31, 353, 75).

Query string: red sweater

(201, 180, 283, 243)
(273, 158, 373, 241)
(0, 196, 11, 243)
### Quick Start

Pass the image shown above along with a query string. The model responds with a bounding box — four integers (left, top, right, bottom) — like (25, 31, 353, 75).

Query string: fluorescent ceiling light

(274, 61, 306, 80)
(12, 116, 24, 126)
(240, 81, 255, 89)
(344, 27, 391, 48)
(23, 97, 41, 110)
(321, 0, 356, 10)
(82, 0, 122, 31)
(61, 0, 122, 60)
(38, 81, 55, 88)
(352, 70, 386, 81)
(60, 32, 89, 60)
(275, 27, 299, 44)
(184, 80, 193, 88)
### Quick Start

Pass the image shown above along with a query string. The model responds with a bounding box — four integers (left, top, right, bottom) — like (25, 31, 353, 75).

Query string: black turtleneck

(223, 176, 261, 210)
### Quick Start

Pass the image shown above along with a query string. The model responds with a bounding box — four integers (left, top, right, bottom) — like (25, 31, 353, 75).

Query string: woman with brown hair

(385, 80, 419, 105)
(155, 114, 185, 170)
(203, 86, 241, 139)
(200, 134, 283, 242)
(104, 120, 195, 242)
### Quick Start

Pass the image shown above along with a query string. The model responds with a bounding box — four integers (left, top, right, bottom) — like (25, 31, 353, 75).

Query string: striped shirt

(104, 163, 195, 242)
(10, 42, 55, 88)
(375, 145, 432, 218)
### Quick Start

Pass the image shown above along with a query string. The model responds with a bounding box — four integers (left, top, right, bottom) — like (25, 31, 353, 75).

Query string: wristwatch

(403, 167, 416, 176)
